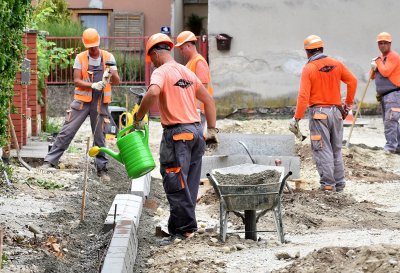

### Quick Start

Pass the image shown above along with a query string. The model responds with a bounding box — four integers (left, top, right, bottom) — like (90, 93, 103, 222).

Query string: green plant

(29, 0, 76, 103)
(0, 162, 13, 186)
(33, 0, 71, 23)
(186, 13, 206, 35)
(2, 252, 9, 268)
(41, 20, 84, 37)
(67, 145, 79, 153)
(35, 179, 64, 190)
(114, 52, 145, 82)
(45, 119, 62, 134)
(0, 1, 31, 147)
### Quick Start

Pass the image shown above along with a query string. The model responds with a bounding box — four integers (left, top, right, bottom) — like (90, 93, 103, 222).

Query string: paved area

(10, 137, 49, 159)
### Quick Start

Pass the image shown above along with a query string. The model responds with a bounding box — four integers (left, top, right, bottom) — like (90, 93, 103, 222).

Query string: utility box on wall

(216, 34, 232, 51)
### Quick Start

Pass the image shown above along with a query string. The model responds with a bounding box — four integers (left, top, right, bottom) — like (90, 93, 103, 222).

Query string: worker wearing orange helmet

(290, 35, 357, 192)
(371, 32, 400, 154)
(175, 31, 214, 134)
(43, 28, 120, 181)
(135, 33, 217, 245)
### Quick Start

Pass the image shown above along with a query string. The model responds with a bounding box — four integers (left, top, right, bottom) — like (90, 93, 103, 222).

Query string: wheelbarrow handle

(206, 173, 223, 199)
(279, 171, 293, 195)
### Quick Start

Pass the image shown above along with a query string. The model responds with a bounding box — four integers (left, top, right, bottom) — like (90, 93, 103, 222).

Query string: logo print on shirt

(319, 65, 336, 72)
(174, 79, 193, 89)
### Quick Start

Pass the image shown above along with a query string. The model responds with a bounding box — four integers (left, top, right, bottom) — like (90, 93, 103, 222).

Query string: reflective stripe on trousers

(159, 122, 205, 235)
(309, 106, 345, 191)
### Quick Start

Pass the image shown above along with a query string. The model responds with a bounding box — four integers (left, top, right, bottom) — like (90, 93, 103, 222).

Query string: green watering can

(89, 124, 155, 179)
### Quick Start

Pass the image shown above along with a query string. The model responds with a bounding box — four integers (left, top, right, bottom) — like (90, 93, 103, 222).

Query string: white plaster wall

(208, 0, 400, 102)
(172, 0, 184, 36)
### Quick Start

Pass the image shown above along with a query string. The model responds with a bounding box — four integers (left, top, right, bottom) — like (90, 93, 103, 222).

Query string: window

(80, 14, 109, 37)
(111, 12, 144, 51)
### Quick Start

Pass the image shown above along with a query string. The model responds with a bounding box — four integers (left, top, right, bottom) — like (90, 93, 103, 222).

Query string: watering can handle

(117, 124, 134, 139)
(116, 124, 149, 145)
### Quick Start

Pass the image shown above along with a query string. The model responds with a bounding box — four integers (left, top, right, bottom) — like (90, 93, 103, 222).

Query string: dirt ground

(1, 116, 400, 272)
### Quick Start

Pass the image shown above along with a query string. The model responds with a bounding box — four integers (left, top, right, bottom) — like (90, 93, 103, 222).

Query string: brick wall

(11, 30, 39, 147)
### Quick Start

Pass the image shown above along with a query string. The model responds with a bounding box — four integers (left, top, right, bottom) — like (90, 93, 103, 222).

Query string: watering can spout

(89, 146, 122, 163)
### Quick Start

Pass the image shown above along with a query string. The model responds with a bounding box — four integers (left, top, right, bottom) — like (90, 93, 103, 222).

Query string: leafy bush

(40, 19, 84, 37)
(0, 1, 31, 147)
(45, 119, 62, 134)
(30, 0, 76, 101)
(114, 51, 145, 82)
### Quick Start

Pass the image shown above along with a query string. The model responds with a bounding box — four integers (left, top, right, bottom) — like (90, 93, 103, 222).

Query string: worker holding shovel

(134, 33, 217, 245)
(290, 35, 357, 192)
(371, 32, 400, 154)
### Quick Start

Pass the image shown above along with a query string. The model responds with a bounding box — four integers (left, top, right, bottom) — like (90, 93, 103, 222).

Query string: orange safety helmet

(175, 31, 197, 47)
(82, 28, 100, 48)
(145, 33, 174, 62)
(376, 32, 392, 42)
(303, 35, 324, 50)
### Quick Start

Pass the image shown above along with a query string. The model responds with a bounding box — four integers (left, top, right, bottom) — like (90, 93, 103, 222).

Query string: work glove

(91, 81, 106, 90)
(289, 118, 306, 141)
(370, 57, 378, 71)
(133, 113, 145, 130)
(102, 69, 111, 83)
(376, 93, 382, 103)
(342, 104, 352, 119)
(206, 128, 219, 145)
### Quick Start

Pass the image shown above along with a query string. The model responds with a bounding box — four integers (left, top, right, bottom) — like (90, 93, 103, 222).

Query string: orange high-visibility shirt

(150, 62, 202, 126)
(294, 56, 357, 119)
(187, 54, 213, 113)
(372, 50, 400, 87)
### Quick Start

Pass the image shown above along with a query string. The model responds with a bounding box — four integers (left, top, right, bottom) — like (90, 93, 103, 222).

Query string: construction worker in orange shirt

(289, 35, 357, 192)
(175, 31, 214, 132)
(134, 33, 217, 245)
(371, 32, 400, 154)
(43, 28, 120, 181)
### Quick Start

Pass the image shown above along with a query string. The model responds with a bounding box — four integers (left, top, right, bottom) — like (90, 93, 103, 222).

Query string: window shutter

(111, 12, 144, 51)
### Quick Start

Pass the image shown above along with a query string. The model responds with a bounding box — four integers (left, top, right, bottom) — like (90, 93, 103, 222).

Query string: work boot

(319, 185, 334, 192)
(159, 233, 187, 246)
(97, 169, 110, 182)
(40, 162, 57, 170)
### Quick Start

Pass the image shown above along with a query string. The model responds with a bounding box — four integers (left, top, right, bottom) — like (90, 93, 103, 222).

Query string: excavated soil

(1, 117, 400, 273)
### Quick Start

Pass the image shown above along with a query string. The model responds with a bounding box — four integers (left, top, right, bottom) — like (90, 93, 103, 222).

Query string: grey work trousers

(309, 106, 345, 191)
(159, 122, 205, 236)
(45, 91, 110, 171)
(381, 91, 400, 152)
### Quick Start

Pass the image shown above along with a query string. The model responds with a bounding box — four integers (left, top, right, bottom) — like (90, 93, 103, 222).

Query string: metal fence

(46, 36, 147, 85)
(46, 35, 209, 85)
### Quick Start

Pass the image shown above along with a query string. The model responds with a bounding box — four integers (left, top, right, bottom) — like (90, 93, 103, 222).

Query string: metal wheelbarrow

(207, 163, 292, 243)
